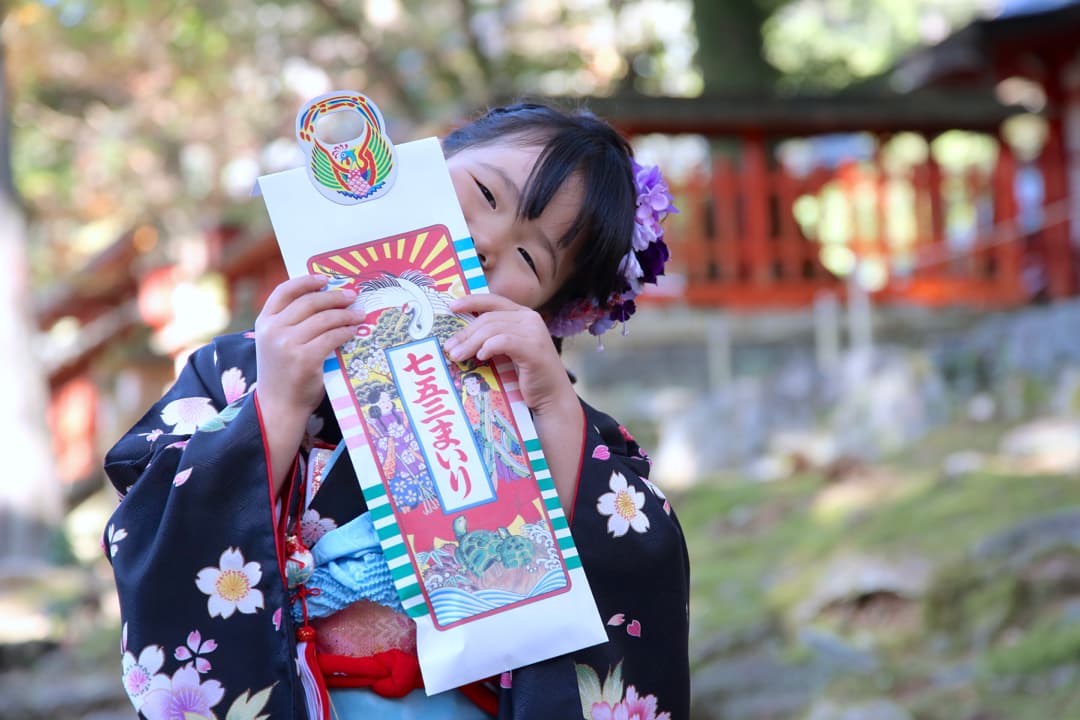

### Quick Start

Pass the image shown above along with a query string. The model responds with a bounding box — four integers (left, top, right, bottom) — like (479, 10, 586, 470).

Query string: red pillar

(741, 131, 772, 285)
(1039, 53, 1076, 299)
(993, 134, 1023, 302)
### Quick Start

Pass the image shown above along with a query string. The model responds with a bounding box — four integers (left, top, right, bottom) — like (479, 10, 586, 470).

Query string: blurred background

(4, 0, 1080, 717)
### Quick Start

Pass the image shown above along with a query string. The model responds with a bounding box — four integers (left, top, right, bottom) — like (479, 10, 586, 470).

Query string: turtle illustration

(452, 516, 535, 576)
(497, 533, 535, 569)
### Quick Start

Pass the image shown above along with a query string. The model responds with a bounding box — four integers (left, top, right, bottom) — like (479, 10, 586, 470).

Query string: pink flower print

(591, 687, 670, 720)
(273, 607, 283, 631)
(173, 468, 192, 487)
(618, 425, 635, 443)
(107, 524, 128, 558)
(300, 508, 337, 547)
(140, 664, 224, 720)
(220, 367, 248, 404)
(160, 397, 216, 434)
(121, 643, 169, 711)
(195, 547, 264, 619)
(591, 702, 618, 720)
(607, 613, 625, 627)
(597, 472, 650, 537)
(623, 686, 670, 720)
(140, 428, 163, 442)
(174, 630, 217, 674)
(592, 445, 611, 461)
(243, 331, 256, 339)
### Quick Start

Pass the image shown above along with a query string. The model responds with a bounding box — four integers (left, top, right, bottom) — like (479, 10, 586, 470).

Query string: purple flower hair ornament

(547, 158, 677, 341)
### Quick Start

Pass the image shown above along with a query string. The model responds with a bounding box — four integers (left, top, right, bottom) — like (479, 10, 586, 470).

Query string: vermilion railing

(655, 135, 1074, 310)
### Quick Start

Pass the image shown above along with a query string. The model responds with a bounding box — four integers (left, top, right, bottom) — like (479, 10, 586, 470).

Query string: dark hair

(461, 372, 490, 392)
(442, 103, 636, 317)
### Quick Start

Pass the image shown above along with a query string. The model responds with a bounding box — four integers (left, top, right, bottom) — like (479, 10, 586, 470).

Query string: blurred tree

(692, 0, 984, 94)
(0, 4, 62, 570)
(761, 0, 983, 91)
(7, 0, 698, 287)
(691, 0, 785, 94)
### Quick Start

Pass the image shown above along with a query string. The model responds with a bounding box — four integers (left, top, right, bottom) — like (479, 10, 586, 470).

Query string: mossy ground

(678, 420, 1080, 717)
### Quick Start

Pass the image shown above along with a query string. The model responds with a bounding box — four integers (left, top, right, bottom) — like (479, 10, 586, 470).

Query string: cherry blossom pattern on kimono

(104, 333, 310, 718)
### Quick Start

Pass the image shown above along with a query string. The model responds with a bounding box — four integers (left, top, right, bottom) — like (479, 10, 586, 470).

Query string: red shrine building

(42, 0, 1080, 497)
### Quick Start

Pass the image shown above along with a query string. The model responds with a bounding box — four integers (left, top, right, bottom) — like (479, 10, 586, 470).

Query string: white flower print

(642, 477, 672, 515)
(300, 508, 337, 547)
(306, 413, 325, 439)
(596, 471, 650, 537)
(121, 643, 169, 711)
(160, 396, 216, 434)
(195, 547, 265, 619)
(107, 524, 128, 558)
(140, 664, 225, 720)
(221, 367, 248, 404)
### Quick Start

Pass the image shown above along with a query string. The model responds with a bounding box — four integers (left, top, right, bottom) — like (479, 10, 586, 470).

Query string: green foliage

(432, 314, 467, 343)
(682, 452, 1080, 645)
(196, 397, 244, 432)
(225, 684, 276, 720)
(982, 614, 1080, 677)
(10, 0, 698, 286)
(759, 0, 984, 91)
(924, 562, 1022, 650)
(370, 308, 414, 349)
(46, 526, 79, 566)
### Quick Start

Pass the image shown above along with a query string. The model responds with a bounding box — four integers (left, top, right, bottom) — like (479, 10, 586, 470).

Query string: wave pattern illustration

(430, 568, 568, 625)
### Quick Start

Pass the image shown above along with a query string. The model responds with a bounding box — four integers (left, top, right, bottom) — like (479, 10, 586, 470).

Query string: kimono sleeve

(501, 400, 690, 720)
(102, 332, 307, 719)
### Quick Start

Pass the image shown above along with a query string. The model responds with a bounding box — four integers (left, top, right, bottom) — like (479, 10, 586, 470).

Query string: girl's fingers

(445, 318, 539, 362)
(471, 334, 520, 363)
(270, 284, 358, 325)
(308, 324, 363, 362)
(292, 308, 365, 345)
(275, 286, 358, 327)
(261, 275, 331, 316)
(449, 293, 524, 314)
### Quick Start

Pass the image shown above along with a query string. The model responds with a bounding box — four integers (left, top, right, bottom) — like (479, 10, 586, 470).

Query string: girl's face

(446, 142, 583, 312)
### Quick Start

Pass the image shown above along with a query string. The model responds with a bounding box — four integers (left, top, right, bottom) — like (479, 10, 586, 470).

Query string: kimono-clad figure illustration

(365, 387, 438, 513)
(460, 372, 530, 485)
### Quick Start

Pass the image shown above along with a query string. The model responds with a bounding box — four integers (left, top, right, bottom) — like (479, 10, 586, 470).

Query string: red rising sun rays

(308, 224, 461, 292)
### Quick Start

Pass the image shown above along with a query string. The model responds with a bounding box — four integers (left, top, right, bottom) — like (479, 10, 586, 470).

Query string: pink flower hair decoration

(547, 158, 677, 339)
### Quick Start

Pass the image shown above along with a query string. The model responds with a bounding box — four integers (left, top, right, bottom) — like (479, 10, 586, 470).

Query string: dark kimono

(103, 331, 690, 719)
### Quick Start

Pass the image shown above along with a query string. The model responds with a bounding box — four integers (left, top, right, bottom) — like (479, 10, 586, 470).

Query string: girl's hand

(254, 275, 365, 493)
(444, 293, 574, 414)
(444, 292, 585, 516)
(255, 275, 365, 417)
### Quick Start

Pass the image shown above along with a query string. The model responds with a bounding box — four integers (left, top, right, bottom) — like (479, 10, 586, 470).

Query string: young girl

(104, 103, 690, 720)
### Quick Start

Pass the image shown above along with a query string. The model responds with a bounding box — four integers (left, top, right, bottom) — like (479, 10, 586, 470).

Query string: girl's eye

(518, 248, 538, 278)
(475, 179, 496, 209)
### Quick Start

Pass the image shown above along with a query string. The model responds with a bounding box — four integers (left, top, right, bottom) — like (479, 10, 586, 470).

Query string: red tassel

(297, 627, 330, 720)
